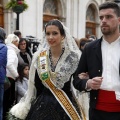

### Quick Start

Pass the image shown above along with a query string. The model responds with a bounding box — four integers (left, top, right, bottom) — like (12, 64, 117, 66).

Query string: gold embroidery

(45, 79, 81, 120)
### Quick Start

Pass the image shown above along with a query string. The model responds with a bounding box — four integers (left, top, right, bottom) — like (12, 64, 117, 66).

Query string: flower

(5, 0, 28, 13)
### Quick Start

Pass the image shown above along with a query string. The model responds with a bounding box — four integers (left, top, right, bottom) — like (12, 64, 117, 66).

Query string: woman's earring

(61, 40, 64, 47)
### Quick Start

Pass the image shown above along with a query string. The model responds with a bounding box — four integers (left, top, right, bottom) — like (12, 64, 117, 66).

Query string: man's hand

(87, 77, 103, 90)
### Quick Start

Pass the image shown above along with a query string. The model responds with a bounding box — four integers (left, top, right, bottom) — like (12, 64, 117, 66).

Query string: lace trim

(37, 47, 79, 89)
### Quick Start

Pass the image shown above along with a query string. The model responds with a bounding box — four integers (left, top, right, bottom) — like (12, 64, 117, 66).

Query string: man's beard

(101, 26, 117, 35)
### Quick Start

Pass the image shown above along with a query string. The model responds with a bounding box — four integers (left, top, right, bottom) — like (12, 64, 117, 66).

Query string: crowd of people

(2, 31, 32, 120)
(0, 30, 32, 120)
(0, 1, 120, 120)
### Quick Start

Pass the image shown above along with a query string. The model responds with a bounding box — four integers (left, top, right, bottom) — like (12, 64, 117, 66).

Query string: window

(43, 0, 57, 15)
(86, 6, 95, 22)
(43, 0, 64, 28)
(86, 4, 97, 38)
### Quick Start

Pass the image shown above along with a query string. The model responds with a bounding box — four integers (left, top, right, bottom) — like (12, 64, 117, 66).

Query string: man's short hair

(14, 30, 21, 37)
(99, 1, 120, 17)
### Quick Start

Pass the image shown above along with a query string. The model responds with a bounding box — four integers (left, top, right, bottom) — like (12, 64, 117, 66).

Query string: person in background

(0, 27, 7, 120)
(18, 38, 32, 67)
(73, 37, 80, 48)
(88, 35, 97, 41)
(79, 38, 88, 51)
(79, 38, 92, 52)
(73, 1, 120, 120)
(16, 63, 29, 103)
(3, 34, 19, 120)
(14, 30, 32, 58)
(14, 30, 22, 39)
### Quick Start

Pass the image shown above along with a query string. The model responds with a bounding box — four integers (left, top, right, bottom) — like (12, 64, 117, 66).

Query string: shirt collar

(102, 36, 120, 46)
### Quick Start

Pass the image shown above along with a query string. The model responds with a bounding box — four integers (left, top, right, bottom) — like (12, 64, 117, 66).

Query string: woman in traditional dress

(9, 19, 86, 120)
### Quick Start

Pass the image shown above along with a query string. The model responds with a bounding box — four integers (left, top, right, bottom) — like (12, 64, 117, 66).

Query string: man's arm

(73, 47, 89, 91)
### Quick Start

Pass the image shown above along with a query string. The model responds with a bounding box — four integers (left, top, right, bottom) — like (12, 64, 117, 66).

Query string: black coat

(73, 37, 105, 109)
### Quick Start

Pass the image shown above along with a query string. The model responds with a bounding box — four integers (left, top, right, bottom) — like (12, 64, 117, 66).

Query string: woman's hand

(78, 72, 89, 79)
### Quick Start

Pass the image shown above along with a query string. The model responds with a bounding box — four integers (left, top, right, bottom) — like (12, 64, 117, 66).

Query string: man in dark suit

(73, 1, 120, 120)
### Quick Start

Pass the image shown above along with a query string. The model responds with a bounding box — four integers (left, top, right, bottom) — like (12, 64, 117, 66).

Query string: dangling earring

(61, 40, 64, 48)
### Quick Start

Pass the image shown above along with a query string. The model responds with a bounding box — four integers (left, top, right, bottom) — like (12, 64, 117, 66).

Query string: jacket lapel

(94, 38, 102, 66)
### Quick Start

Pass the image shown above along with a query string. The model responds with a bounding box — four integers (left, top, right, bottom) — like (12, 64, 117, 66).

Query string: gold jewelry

(52, 56, 59, 65)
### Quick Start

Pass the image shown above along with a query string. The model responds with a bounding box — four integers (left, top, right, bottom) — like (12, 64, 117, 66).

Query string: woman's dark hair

(44, 19, 66, 37)
(17, 63, 29, 83)
(18, 38, 28, 48)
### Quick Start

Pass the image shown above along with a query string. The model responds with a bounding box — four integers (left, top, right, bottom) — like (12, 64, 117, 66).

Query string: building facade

(0, 0, 116, 40)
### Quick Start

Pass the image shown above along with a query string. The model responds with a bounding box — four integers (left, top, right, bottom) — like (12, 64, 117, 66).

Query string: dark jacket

(0, 40, 7, 84)
(73, 38, 103, 109)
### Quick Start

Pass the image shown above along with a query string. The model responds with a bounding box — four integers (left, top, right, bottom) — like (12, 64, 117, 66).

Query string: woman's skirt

(25, 88, 70, 120)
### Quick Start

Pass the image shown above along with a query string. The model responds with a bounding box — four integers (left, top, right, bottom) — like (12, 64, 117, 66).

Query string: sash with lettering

(38, 50, 86, 120)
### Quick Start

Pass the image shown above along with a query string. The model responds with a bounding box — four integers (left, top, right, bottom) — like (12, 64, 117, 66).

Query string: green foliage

(5, 0, 28, 13)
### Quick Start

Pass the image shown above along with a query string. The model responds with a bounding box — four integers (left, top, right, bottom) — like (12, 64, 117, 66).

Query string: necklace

(52, 57, 59, 65)
(49, 47, 65, 71)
